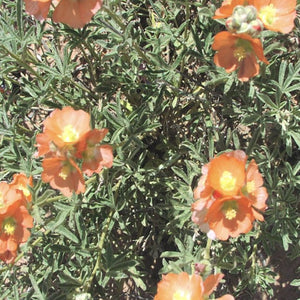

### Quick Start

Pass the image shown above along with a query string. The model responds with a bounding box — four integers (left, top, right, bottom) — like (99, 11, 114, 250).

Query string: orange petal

(237, 54, 259, 81)
(203, 273, 224, 296)
(24, 0, 51, 21)
(52, 0, 103, 28)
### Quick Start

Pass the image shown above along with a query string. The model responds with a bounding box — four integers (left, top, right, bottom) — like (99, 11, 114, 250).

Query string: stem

(83, 209, 114, 292)
(102, 6, 126, 31)
(0, 45, 73, 106)
(177, 1, 190, 89)
(83, 178, 121, 292)
(101, 6, 151, 65)
(34, 195, 66, 207)
(204, 238, 212, 260)
(78, 43, 97, 87)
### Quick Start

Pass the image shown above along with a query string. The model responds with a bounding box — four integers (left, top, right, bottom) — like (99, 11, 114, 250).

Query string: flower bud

(244, 5, 258, 22)
(247, 19, 264, 37)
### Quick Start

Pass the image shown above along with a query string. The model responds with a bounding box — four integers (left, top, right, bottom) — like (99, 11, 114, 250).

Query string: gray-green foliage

(0, 0, 299, 299)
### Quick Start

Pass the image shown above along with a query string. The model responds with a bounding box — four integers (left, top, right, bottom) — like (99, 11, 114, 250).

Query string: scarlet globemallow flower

(192, 151, 247, 233)
(213, 0, 252, 19)
(154, 272, 234, 300)
(212, 31, 269, 81)
(41, 156, 85, 197)
(253, 0, 296, 33)
(76, 129, 114, 176)
(43, 106, 91, 150)
(24, 0, 103, 28)
(205, 195, 255, 240)
(10, 173, 33, 203)
(192, 150, 268, 240)
(243, 160, 268, 221)
(52, 0, 103, 28)
(0, 196, 33, 264)
(24, 0, 51, 21)
(0, 182, 24, 211)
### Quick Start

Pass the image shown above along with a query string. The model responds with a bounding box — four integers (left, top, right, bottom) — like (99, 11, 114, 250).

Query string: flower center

(173, 290, 191, 300)
(220, 171, 237, 192)
(19, 185, 30, 197)
(2, 217, 16, 235)
(222, 201, 238, 220)
(234, 46, 247, 61)
(61, 125, 79, 143)
(59, 165, 70, 180)
(259, 4, 276, 26)
(246, 180, 256, 194)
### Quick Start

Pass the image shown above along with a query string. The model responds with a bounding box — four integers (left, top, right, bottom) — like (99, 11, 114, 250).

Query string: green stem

(101, 6, 151, 65)
(102, 6, 126, 31)
(83, 209, 114, 292)
(78, 43, 97, 87)
(34, 195, 66, 207)
(204, 238, 212, 260)
(177, 1, 190, 89)
(0, 45, 73, 106)
(83, 178, 121, 292)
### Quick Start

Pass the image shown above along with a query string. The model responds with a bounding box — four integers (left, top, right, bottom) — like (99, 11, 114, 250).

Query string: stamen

(2, 218, 16, 235)
(234, 46, 247, 61)
(173, 290, 191, 300)
(19, 185, 30, 197)
(59, 165, 70, 180)
(222, 201, 238, 220)
(259, 4, 276, 26)
(225, 208, 237, 220)
(60, 125, 79, 143)
(246, 180, 256, 194)
(220, 171, 237, 192)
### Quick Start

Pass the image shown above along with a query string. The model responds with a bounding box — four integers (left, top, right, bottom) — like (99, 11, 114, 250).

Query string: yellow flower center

(246, 180, 256, 194)
(2, 217, 16, 235)
(61, 125, 79, 143)
(59, 165, 70, 180)
(234, 46, 247, 62)
(19, 185, 30, 197)
(225, 208, 237, 220)
(173, 290, 191, 300)
(222, 201, 238, 220)
(220, 171, 237, 192)
(259, 4, 276, 26)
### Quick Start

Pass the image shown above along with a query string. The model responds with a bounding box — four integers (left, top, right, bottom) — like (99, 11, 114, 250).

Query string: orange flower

(42, 156, 85, 197)
(154, 272, 234, 300)
(10, 173, 33, 203)
(253, 0, 296, 33)
(35, 132, 54, 158)
(243, 160, 268, 221)
(43, 106, 91, 150)
(0, 197, 33, 264)
(24, 0, 51, 21)
(192, 150, 268, 240)
(206, 151, 247, 197)
(205, 196, 255, 240)
(213, 31, 269, 81)
(213, 0, 252, 19)
(0, 182, 24, 211)
(76, 129, 114, 176)
(52, 0, 103, 28)
(192, 151, 247, 234)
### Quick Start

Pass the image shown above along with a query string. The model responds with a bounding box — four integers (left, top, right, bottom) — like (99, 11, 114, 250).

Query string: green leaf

(257, 93, 278, 110)
(29, 274, 46, 300)
(55, 225, 79, 244)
